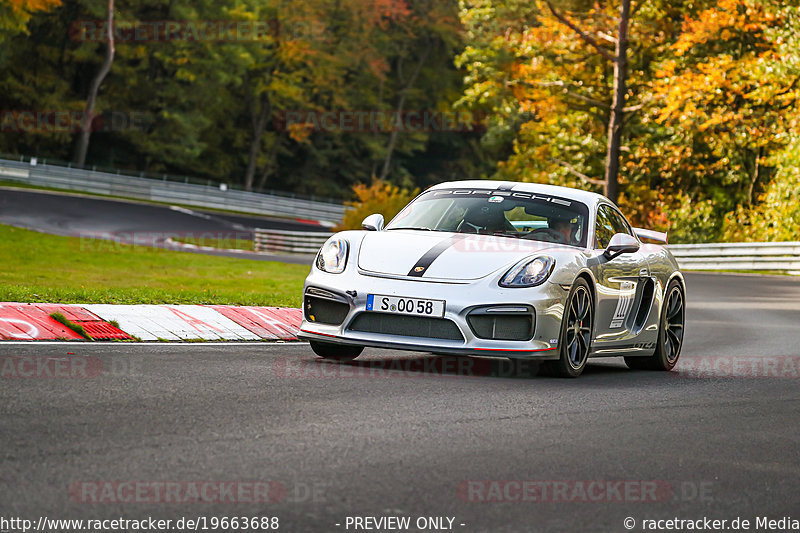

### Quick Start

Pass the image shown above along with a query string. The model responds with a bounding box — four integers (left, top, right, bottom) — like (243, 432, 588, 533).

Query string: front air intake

(347, 312, 464, 342)
(467, 306, 535, 341)
(304, 287, 350, 325)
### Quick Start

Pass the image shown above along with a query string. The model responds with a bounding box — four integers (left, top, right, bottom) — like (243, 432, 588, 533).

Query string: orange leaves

(0, 0, 61, 36)
(335, 179, 419, 231)
(652, 0, 788, 135)
(672, 0, 777, 57)
(654, 59, 677, 79)
(286, 122, 313, 143)
(348, 0, 411, 31)
(6, 0, 61, 15)
(370, 0, 411, 21)
(4, 0, 61, 31)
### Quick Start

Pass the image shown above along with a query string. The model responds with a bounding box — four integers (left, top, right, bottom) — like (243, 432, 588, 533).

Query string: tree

(544, 0, 631, 203)
(73, 0, 114, 167)
(458, 0, 643, 203)
(643, 0, 798, 239)
(719, 3, 800, 242)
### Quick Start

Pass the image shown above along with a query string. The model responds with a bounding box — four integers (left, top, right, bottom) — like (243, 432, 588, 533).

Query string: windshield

(386, 188, 589, 247)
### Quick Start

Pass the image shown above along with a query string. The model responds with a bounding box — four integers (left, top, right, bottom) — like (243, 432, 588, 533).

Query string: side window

(594, 206, 616, 249)
(607, 207, 633, 237)
(595, 205, 634, 249)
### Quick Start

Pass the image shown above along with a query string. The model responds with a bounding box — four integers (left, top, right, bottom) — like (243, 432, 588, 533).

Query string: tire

(309, 341, 364, 361)
(541, 278, 594, 378)
(625, 279, 685, 371)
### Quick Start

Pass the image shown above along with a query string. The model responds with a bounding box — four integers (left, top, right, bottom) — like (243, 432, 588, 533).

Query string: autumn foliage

(458, 0, 800, 242)
(2, 0, 61, 33)
(335, 179, 419, 231)
(3, 0, 800, 243)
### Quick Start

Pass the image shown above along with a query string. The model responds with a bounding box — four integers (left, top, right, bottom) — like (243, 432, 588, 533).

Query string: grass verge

(0, 223, 308, 307)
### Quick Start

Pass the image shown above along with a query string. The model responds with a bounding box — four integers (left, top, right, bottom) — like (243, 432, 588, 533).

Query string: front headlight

(499, 256, 554, 287)
(316, 238, 349, 274)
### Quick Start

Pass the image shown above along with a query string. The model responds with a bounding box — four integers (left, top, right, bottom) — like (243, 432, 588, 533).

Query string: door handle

(639, 268, 649, 277)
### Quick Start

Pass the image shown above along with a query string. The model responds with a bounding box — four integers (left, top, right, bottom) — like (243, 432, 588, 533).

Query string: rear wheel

(541, 278, 594, 378)
(625, 279, 685, 371)
(310, 341, 364, 361)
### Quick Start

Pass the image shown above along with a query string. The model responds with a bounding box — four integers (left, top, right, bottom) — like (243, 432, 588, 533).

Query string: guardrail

(668, 242, 800, 273)
(254, 228, 331, 255)
(0, 158, 346, 225)
(252, 233, 800, 273)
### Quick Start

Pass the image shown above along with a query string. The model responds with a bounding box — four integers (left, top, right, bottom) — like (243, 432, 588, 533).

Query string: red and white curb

(0, 303, 301, 342)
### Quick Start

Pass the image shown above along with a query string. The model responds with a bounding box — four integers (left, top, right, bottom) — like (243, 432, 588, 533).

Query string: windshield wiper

(386, 226, 434, 231)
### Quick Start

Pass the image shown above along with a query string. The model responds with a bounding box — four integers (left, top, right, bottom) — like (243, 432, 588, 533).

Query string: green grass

(0, 223, 309, 306)
(50, 311, 91, 339)
(172, 235, 254, 251)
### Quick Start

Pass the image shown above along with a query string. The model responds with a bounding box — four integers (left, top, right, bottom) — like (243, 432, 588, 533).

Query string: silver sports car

(298, 180, 685, 377)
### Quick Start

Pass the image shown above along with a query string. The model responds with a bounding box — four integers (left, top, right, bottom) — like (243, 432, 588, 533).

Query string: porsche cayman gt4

(298, 180, 685, 377)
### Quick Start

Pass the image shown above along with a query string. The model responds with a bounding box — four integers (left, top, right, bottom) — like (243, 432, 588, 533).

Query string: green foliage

(0, 0, 61, 45)
(665, 193, 722, 244)
(4, 0, 800, 243)
(0, 0, 483, 200)
(722, 135, 800, 242)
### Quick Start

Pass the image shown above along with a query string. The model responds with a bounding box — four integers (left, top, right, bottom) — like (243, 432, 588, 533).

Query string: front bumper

(298, 268, 568, 360)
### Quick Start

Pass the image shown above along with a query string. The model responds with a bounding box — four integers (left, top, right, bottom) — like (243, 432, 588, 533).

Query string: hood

(357, 230, 560, 280)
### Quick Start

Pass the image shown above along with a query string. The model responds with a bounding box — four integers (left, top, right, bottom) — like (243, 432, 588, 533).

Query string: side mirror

(604, 233, 640, 259)
(361, 213, 385, 231)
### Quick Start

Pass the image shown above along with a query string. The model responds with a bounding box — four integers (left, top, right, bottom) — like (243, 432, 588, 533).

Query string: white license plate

(366, 294, 445, 317)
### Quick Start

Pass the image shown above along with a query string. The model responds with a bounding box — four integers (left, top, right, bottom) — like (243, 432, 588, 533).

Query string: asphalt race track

(1, 272, 799, 532)
(0, 188, 328, 263)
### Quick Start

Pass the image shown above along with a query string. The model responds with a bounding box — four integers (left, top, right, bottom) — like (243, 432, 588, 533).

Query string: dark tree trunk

(603, 0, 631, 204)
(244, 93, 271, 191)
(74, 0, 115, 168)
(378, 47, 429, 181)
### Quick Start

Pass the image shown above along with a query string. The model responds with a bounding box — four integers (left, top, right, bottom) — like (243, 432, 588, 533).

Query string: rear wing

(633, 227, 668, 245)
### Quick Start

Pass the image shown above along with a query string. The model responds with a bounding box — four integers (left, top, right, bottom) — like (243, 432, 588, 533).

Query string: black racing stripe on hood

(407, 234, 469, 277)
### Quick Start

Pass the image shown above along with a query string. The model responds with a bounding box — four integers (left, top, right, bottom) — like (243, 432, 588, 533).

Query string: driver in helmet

(548, 214, 575, 244)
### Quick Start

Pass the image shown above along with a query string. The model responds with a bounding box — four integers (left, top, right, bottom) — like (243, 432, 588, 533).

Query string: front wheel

(625, 279, 685, 371)
(541, 278, 594, 378)
(310, 341, 364, 361)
